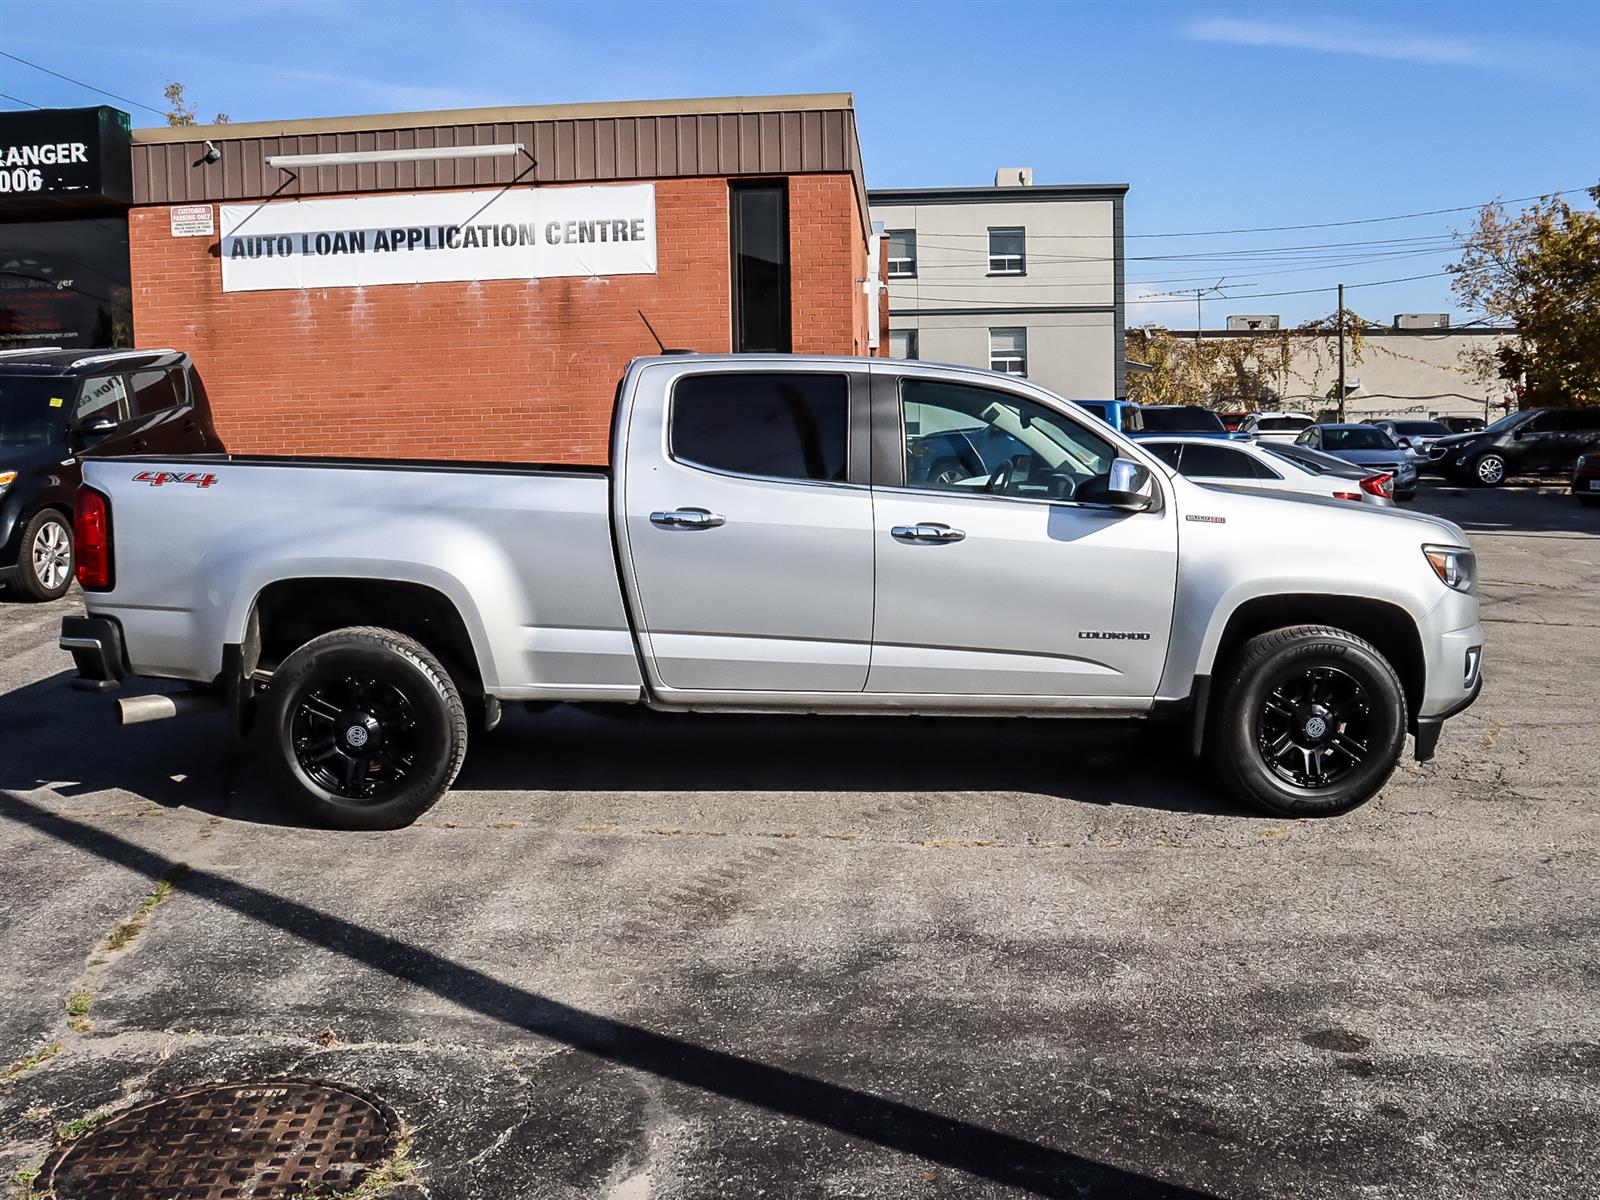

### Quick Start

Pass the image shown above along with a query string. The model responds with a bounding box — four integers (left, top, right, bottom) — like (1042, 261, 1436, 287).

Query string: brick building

(119, 94, 881, 464)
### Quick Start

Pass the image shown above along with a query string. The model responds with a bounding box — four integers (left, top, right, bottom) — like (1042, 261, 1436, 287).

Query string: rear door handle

(891, 522, 966, 543)
(650, 508, 726, 529)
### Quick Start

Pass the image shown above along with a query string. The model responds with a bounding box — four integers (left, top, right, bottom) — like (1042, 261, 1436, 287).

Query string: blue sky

(3, 0, 1597, 326)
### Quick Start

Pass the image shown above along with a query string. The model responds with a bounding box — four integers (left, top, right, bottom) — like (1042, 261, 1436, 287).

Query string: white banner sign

(220, 183, 656, 292)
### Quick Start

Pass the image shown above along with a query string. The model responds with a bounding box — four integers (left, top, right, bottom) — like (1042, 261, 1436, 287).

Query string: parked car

(1219, 411, 1248, 432)
(1366, 419, 1453, 471)
(1439, 416, 1486, 435)
(1429, 407, 1600, 487)
(1073, 399, 1135, 433)
(62, 354, 1482, 828)
(1237, 411, 1315, 444)
(1573, 453, 1600, 506)
(1295, 424, 1418, 499)
(1434, 408, 1599, 485)
(0, 349, 222, 601)
(1140, 437, 1396, 506)
(1125, 405, 1238, 439)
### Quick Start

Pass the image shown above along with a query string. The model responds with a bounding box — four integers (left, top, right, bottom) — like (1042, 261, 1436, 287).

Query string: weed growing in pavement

(0, 1042, 62, 1084)
(10, 1168, 40, 1200)
(65, 989, 92, 1033)
(292, 1134, 422, 1199)
(56, 1112, 105, 1139)
(98, 865, 189, 954)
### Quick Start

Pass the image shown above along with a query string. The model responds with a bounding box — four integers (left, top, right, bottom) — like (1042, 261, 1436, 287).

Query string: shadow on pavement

(0, 790, 1221, 1199)
(1415, 480, 1600, 537)
(0, 669, 1240, 827)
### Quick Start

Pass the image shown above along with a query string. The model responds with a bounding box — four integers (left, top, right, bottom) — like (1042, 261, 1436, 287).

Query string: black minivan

(0, 349, 223, 601)
(1432, 406, 1600, 487)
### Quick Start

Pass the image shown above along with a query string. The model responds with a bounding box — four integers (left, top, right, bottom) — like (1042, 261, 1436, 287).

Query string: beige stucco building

(870, 172, 1127, 400)
(1171, 322, 1519, 420)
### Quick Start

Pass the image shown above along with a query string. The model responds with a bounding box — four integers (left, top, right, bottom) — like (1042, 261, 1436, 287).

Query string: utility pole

(1336, 282, 1347, 422)
(1167, 278, 1226, 402)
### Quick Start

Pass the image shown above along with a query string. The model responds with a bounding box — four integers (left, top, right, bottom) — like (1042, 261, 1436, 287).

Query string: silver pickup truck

(60, 354, 1483, 829)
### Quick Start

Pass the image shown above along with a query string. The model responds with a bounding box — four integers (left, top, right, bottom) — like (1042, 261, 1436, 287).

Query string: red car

(1574, 453, 1600, 506)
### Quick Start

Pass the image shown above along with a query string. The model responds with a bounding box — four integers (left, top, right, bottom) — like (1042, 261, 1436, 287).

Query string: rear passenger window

(74, 375, 130, 425)
(130, 369, 184, 416)
(671, 373, 849, 483)
(1182, 443, 1274, 479)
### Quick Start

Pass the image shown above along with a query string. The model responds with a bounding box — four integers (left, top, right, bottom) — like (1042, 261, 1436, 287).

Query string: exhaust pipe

(118, 692, 224, 726)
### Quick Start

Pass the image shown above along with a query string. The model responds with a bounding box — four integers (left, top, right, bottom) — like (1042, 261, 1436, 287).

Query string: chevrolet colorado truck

(60, 355, 1483, 829)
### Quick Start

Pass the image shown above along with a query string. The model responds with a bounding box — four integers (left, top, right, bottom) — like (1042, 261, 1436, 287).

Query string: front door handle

(891, 522, 966, 543)
(651, 508, 726, 529)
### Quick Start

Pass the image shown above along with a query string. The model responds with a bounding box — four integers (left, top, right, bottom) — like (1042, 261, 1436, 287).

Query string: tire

(1210, 625, 1407, 818)
(1471, 452, 1507, 487)
(13, 509, 73, 602)
(260, 626, 467, 830)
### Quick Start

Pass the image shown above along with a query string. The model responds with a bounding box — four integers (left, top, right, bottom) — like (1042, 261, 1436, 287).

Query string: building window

(729, 181, 791, 353)
(671, 372, 849, 483)
(988, 226, 1025, 275)
(989, 327, 1027, 376)
(887, 229, 917, 279)
(889, 329, 919, 360)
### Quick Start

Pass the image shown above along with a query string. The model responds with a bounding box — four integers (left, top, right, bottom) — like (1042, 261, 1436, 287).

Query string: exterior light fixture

(264, 143, 525, 169)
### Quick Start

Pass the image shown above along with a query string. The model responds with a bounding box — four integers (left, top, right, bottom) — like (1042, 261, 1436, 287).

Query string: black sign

(0, 106, 133, 214)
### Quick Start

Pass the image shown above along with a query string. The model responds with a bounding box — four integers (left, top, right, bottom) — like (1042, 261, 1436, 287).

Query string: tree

(1124, 310, 1369, 411)
(1450, 187, 1600, 407)
(164, 82, 230, 127)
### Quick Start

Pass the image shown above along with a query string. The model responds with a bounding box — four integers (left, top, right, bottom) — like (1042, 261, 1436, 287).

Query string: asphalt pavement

(2, 481, 1597, 1198)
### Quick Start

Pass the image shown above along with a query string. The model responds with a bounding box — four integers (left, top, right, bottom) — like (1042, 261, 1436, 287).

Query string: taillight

(1332, 490, 1364, 502)
(75, 486, 113, 590)
(1360, 472, 1394, 499)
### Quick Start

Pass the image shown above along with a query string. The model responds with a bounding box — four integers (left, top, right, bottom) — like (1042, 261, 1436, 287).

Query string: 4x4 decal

(133, 470, 218, 489)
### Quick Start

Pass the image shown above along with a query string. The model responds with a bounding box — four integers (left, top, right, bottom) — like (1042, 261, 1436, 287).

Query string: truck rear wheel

(261, 626, 467, 830)
(1210, 625, 1406, 818)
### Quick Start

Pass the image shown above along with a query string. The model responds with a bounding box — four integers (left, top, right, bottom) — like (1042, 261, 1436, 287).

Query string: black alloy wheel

(290, 672, 420, 801)
(1255, 665, 1373, 790)
(1210, 624, 1407, 818)
(263, 627, 467, 830)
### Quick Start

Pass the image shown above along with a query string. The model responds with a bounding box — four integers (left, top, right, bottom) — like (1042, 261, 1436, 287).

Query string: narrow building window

(988, 227, 1026, 275)
(729, 181, 791, 353)
(889, 329, 919, 360)
(887, 229, 918, 279)
(989, 327, 1027, 375)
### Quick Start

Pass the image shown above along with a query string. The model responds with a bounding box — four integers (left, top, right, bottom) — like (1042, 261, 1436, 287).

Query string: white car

(1141, 436, 1397, 506)
(1237, 411, 1315, 444)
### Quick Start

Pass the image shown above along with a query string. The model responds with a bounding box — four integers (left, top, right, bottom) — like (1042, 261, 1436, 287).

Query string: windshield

(0, 377, 74, 447)
(1482, 411, 1533, 434)
(1256, 416, 1312, 432)
(1393, 421, 1449, 436)
(1137, 407, 1226, 434)
(1322, 427, 1395, 451)
(1262, 444, 1366, 478)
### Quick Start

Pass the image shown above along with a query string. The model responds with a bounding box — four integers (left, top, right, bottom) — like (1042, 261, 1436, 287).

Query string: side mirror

(1100, 457, 1157, 512)
(74, 416, 117, 439)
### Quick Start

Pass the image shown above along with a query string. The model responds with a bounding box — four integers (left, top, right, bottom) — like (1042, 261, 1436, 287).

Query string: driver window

(73, 375, 130, 426)
(901, 378, 1114, 500)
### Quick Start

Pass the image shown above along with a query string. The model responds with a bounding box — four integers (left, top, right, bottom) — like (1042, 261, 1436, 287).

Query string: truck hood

(1180, 477, 1469, 546)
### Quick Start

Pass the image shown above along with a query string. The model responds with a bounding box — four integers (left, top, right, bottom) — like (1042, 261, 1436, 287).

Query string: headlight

(1423, 544, 1475, 593)
(0, 470, 15, 495)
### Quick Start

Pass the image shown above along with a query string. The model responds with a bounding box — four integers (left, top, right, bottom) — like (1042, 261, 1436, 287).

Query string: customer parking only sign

(219, 183, 656, 292)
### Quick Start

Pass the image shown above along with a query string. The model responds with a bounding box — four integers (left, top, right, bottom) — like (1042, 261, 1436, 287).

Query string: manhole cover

(38, 1078, 399, 1199)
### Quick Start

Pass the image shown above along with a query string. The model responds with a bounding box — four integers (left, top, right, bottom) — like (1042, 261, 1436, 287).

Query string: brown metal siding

(132, 108, 869, 231)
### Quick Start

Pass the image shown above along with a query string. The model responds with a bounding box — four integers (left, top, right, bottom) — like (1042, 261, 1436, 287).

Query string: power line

(1130, 271, 1453, 305)
(887, 184, 1597, 240)
(0, 49, 168, 119)
(0, 89, 42, 109)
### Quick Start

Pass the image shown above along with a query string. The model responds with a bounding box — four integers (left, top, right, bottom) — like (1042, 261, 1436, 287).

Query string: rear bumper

(59, 615, 128, 693)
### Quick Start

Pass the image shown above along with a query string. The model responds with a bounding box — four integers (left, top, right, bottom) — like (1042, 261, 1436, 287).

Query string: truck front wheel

(261, 626, 467, 830)
(1211, 625, 1406, 818)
